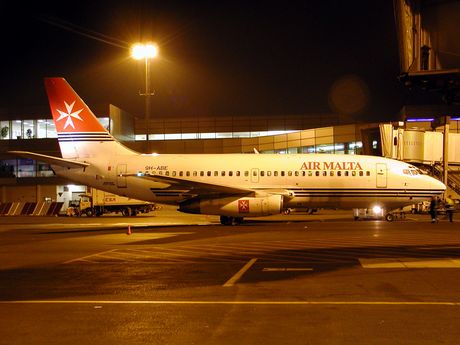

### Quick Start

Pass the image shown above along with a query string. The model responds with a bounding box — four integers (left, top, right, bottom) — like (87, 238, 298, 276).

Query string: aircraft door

(117, 164, 127, 188)
(376, 163, 387, 188)
(251, 168, 259, 183)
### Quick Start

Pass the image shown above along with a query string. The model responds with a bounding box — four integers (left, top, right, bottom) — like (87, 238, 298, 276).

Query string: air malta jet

(10, 78, 445, 224)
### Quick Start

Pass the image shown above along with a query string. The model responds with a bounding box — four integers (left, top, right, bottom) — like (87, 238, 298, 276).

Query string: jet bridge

(380, 121, 460, 197)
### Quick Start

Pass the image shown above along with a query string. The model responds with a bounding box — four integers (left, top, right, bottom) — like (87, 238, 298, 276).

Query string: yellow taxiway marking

(2, 300, 460, 306)
(223, 258, 258, 287)
(360, 257, 460, 268)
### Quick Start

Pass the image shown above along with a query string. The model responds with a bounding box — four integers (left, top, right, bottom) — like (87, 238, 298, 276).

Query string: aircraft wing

(7, 151, 89, 169)
(123, 173, 253, 196)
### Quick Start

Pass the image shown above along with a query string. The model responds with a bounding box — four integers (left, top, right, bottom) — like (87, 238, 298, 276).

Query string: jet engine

(179, 195, 283, 217)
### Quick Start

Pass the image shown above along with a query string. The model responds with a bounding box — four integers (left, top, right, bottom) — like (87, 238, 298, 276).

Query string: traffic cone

(127, 225, 132, 235)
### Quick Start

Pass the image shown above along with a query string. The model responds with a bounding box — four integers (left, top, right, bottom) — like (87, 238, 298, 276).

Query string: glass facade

(0, 158, 54, 178)
(0, 118, 107, 140)
(136, 130, 298, 141)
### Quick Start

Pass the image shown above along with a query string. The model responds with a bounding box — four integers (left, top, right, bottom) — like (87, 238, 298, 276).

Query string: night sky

(0, 1, 403, 121)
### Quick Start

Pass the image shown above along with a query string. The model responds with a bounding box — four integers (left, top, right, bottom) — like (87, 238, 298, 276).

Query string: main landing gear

(220, 216, 244, 226)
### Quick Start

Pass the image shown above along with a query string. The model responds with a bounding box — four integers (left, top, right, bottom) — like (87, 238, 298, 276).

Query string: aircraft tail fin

(44, 78, 135, 159)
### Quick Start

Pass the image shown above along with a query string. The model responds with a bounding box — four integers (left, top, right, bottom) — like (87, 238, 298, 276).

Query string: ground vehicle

(68, 188, 155, 217)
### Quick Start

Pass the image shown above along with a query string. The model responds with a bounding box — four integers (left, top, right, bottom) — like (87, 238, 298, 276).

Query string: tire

(385, 213, 394, 222)
(220, 216, 239, 225)
(85, 208, 94, 217)
(234, 217, 244, 225)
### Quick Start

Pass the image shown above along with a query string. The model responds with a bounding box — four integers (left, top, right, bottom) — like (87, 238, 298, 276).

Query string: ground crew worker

(430, 196, 438, 223)
(445, 195, 455, 222)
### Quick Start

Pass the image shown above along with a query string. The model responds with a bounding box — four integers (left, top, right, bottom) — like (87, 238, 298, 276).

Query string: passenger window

(159, 171, 163, 176)
(330, 171, 334, 176)
(229, 171, 233, 177)
(352, 171, 356, 176)
(366, 171, 370, 176)
(274, 171, 278, 176)
(261, 171, 265, 177)
(186, 171, 191, 177)
(179, 171, 183, 177)
(288, 171, 292, 177)
(221, 171, 225, 176)
(323, 171, 327, 176)
(359, 171, 363, 176)
(315, 171, 320, 176)
(345, 171, 349, 177)
(165, 171, 170, 176)
(308, 171, 312, 176)
(281, 171, 285, 177)
(172, 171, 177, 177)
(295, 171, 299, 177)
(214, 171, 218, 176)
(207, 171, 211, 176)
(236, 171, 241, 176)
(337, 171, 342, 177)
(200, 171, 204, 176)
(267, 171, 272, 177)
(244, 171, 249, 177)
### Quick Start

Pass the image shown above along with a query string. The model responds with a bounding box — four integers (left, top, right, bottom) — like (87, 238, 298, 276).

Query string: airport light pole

(131, 43, 158, 141)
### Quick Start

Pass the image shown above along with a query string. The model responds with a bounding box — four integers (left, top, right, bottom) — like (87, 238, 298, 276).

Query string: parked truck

(67, 188, 155, 217)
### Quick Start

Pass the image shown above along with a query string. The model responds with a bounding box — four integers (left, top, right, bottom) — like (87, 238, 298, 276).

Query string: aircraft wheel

(385, 213, 394, 222)
(220, 216, 230, 225)
(220, 216, 241, 225)
(234, 217, 244, 225)
(283, 209, 291, 215)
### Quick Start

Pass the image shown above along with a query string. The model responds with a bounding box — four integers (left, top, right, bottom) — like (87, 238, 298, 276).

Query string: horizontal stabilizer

(7, 151, 89, 169)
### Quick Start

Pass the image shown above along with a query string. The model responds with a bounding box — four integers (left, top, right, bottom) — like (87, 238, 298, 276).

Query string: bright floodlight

(131, 43, 158, 60)
(372, 205, 382, 214)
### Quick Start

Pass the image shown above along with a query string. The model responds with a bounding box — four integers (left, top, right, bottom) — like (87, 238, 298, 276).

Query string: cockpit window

(403, 168, 421, 176)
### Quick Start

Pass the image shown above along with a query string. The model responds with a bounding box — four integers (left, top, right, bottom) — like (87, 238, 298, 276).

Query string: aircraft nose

(430, 176, 446, 192)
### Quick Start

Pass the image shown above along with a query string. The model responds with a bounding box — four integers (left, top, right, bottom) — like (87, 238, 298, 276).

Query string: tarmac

(1, 208, 459, 344)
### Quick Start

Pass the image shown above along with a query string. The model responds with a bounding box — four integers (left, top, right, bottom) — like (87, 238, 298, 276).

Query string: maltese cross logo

(56, 101, 83, 129)
(238, 200, 249, 213)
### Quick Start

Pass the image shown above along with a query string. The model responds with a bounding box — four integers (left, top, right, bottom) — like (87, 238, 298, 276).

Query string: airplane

(9, 78, 446, 224)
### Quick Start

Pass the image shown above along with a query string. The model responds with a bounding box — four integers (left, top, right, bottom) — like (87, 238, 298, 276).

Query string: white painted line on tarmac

(63, 249, 117, 264)
(2, 300, 460, 306)
(223, 258, 258, 287)
(360, 257, 460, 268)
(262, 268, 313, 272)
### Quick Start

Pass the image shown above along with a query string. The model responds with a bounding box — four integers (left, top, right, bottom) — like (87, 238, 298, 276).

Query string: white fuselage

(53, 153, 445, 211)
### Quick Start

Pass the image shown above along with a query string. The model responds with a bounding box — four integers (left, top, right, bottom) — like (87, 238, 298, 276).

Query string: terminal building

(0, 0, 459, 214)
